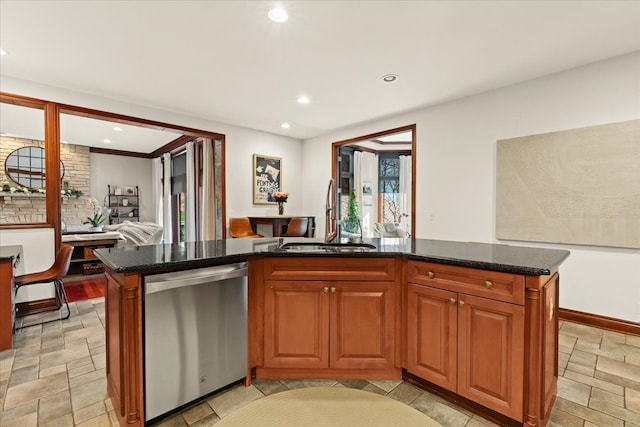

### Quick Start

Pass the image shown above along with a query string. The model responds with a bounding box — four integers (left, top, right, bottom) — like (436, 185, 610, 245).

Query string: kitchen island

(95, 238, 569, 427)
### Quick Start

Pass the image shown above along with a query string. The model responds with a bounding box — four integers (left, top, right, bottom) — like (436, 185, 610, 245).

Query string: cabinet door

(264, 282, 329, 369)
(329, 282, 395, 370)
(406, 284, 457, 391)
(457, 294, 524, 421)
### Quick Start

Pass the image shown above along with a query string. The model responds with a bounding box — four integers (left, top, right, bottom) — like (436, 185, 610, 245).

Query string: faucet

(325, 178, 337, 243)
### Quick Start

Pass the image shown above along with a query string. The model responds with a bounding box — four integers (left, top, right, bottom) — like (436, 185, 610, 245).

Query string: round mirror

(4, 146, 65, 189)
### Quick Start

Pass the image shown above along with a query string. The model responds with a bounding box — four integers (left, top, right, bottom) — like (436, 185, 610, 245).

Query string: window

(378, 154, 400, 223)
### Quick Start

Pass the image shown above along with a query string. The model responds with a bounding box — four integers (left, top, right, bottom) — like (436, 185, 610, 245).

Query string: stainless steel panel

(144, 263, 247, 421)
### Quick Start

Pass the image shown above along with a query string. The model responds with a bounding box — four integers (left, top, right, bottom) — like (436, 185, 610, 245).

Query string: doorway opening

(331, 125, 416, 239)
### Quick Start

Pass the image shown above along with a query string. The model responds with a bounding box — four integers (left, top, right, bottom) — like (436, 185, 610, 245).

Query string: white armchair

(374, 222, 407, 238)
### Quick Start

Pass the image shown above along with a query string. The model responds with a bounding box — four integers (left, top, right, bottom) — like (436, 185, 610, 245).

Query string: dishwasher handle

(145, 262, 247, 294)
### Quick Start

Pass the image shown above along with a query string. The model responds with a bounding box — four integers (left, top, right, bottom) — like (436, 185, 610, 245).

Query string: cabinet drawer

(407, 261, 524, 305)
(264, 257, 397, 282)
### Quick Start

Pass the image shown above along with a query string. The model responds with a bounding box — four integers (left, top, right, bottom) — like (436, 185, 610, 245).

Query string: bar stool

(229, 217, 263, 238)
(14, 244, 74, 329)
(281, 217, 309, 237)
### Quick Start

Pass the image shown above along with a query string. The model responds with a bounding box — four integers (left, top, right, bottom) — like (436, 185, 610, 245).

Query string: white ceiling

(1, 1, 640, 150)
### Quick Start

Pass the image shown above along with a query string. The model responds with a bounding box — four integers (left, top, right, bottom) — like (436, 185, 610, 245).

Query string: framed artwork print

(253, 154, 282, 204)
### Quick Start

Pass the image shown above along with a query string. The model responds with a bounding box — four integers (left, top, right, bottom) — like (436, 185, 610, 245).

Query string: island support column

(105, 269, 144, 427)
(524, 272, 559, 426)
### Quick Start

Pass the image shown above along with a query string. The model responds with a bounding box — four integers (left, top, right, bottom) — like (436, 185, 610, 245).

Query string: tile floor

(0, 297, 638, 426)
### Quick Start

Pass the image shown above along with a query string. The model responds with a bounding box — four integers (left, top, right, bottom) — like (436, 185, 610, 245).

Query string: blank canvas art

(496, 119, 640, 249)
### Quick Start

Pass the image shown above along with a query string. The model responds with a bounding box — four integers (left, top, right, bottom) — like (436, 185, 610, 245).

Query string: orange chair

(281, 217, 309, 237)
(229, 217, 263, 238)
(14, 244, 74, 329)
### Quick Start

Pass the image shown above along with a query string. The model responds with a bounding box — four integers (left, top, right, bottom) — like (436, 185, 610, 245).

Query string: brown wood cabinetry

(254, 256, 400, 379)
(101, 251, 562, 427)
(104, 270, 144, 427)
(406, 261, 559, 426)
(0, 251, 20, 350)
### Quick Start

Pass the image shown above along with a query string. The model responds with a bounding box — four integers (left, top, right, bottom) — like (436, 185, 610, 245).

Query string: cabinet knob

(485, 281, 493, 289)
(458, 300, 465, 306)
(330, 287, 336, 293)
(428, 271, 434, 279)
(323, 287, 329, 293)
(449, 298, 456, 305)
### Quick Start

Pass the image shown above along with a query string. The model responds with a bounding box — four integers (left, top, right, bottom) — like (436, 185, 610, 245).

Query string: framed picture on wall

(253, 154, 282, 204)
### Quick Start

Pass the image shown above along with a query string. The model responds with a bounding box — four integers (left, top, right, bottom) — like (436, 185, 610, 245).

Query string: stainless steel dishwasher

(144, 262, 248, 421)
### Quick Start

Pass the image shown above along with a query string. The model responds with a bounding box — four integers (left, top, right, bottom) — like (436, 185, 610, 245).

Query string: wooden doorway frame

(331, 124, 417, 238)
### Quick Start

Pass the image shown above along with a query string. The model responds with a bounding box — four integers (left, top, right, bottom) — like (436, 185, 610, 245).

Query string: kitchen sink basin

(279, 242, 376, 253)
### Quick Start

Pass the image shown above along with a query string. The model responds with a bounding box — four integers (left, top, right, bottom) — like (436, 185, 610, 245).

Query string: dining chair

(281, 217, 309, 237)
(14, 244, 74, 329)
(229, 217, 264, 238)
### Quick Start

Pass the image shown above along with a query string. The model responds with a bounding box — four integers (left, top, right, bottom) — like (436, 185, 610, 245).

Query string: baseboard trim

(559, 308, 640, 336)
(15, 298, 58, 317)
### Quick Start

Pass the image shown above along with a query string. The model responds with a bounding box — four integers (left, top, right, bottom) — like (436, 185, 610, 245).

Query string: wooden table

(248, 216, 315, 237)
(62, 234, 121, 281)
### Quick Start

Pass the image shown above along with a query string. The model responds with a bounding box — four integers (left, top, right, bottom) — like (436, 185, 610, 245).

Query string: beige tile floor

(1, 297, 638, 426)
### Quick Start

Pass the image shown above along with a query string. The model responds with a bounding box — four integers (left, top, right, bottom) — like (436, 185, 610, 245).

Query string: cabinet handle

(485, 281, 493, 289)
(449, 298, 456, 305)
(458, 300, 465, 306)
(330, 287, 336, 293)
(428, 271, 434, 279)
(323, 287, 329, 293)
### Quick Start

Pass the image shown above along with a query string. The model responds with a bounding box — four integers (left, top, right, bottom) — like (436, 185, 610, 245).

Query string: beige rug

(215, 387, 442, 427)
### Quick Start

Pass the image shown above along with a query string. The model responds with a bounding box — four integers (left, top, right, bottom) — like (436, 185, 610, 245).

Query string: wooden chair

(282, 217, 309, 237)
(14, 244, 74, 329)
(229, 217, 263, 238)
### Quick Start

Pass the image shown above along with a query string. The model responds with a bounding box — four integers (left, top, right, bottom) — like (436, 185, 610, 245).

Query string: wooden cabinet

(408, 283, 524, 420)
(0, 248, 21, 351)
(264, 280, 396, 371)
(254, 256, 400, 379)
(406, 261, 558, 425)
(108, 185, 139, 225)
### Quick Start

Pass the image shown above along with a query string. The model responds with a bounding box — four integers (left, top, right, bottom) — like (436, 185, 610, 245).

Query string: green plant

(84, 213, 105, 227)
(342, 190, 360, 234)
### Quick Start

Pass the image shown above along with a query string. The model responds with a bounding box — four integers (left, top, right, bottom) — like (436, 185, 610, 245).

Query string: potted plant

(84, 197, 106, 232)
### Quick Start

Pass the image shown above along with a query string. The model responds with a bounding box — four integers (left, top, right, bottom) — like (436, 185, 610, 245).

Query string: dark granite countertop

(0, 245, 22, 261)
(94, 237, 570, 276)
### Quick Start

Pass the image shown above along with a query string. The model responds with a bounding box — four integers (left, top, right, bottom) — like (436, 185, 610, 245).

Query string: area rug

(215, 387, 442, 427)
(63, 277, 105, 302)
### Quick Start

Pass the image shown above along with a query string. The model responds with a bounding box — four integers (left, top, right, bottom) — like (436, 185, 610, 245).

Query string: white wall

(90, 153, 153, 222)
(302, 52, 640, 322)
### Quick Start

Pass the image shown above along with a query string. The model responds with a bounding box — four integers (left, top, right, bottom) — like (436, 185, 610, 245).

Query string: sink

(280, 242, 376, 253)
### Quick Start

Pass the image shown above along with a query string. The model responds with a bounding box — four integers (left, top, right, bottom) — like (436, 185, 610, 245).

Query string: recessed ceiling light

(297, 96, 310, 104)
(102, 139, 111, 144)
(113, 126, 123, 132)
(268, 7, 288, 22)
(0, 49, 7, 56)
(281, 123, 291, 129)
(382, 74, 399, 83)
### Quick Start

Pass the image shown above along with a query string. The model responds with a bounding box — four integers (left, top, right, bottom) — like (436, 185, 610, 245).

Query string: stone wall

(0, 136, 95, 225)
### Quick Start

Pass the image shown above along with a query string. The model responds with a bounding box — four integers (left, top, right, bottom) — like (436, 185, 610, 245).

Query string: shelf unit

(108, 185, 139, 225)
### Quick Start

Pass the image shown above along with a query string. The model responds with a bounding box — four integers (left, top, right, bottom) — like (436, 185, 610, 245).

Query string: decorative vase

(277, 201, 284, 216)
(88, 225, 103, 232)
